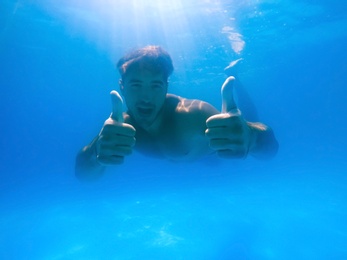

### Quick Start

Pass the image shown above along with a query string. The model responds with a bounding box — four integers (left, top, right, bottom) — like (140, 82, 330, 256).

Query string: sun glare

(38, 0, 245, 56)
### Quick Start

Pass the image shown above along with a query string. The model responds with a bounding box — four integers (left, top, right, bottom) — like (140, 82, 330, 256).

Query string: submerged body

(124, 93, 217, 161)
(75, 46, 278, 180)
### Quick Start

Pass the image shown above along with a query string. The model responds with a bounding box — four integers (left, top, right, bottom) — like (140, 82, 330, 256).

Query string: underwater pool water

(1, 0, 347, 259)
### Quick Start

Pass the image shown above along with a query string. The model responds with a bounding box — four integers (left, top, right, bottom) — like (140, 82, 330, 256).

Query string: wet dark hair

(117, 45, 174, 81)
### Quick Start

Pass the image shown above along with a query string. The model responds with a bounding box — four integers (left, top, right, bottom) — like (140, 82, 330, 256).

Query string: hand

(96, 90, 136, 165)
(205, 77, 253, 158)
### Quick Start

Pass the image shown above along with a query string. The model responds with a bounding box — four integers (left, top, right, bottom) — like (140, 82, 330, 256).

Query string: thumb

(221, 76, 240, 115)
(110, 90, 124, 123)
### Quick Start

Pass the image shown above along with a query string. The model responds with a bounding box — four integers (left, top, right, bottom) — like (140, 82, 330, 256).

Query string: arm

(75, 136, 106, 181)
(206, 77, 278, 160)
(206, 114, 278, 160)
(247, 122, 278, 160)
(75, 91, 136, 181)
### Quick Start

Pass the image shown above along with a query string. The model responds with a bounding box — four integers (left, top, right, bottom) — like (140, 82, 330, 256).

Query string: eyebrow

(128, 80, 142, 83)
(151, 80, 165, 84)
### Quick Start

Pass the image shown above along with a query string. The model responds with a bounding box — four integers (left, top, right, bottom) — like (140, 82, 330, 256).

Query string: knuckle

(97, 155, 124, 165)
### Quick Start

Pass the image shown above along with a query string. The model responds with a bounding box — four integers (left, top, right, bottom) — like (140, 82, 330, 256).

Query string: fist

(96, 91, 136, 165)
(206, 112, 252, 158)
(205, 76, 253, 158)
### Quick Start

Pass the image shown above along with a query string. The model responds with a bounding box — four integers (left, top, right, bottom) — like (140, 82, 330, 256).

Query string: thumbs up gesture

(205, 77, 254, 158)
(96, 90, 136, 165)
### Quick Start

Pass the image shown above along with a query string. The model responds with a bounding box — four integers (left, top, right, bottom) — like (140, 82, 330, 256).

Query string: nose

(139, 85, 154, 102)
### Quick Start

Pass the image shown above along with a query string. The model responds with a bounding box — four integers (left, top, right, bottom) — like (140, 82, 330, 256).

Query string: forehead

(123, 68, 165, 83)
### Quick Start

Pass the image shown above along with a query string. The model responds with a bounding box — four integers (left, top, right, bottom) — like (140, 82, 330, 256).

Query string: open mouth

(137, 107, 154, 117)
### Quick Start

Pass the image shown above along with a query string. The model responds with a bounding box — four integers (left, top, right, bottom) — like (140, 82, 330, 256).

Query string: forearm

(75, 136, 106, 181)
(247, 122, 279, 160)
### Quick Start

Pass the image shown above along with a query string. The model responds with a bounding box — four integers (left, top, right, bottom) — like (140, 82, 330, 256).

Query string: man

(75, 45, 278, 180)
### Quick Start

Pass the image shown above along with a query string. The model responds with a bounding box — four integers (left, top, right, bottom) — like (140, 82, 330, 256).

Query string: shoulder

(166, 93, 219, 121)
(166, 94, 220, 116)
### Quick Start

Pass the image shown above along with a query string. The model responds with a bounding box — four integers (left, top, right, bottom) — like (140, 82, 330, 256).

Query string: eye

(152, 84, 164, 90)
(130, 83, 141, 89)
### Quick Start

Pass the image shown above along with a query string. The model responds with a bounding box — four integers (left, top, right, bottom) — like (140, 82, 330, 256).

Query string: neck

(126, 105, 165, 135)
(141, 105, 166, 134)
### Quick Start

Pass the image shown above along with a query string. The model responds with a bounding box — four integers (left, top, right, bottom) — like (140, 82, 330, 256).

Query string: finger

(209, 138, 244, 150)
(221, 76, 240, 115)
(102, 124, 136, 137)
(205, 125, 243, 138)
(206, 114, 243, 128)
(110, 90, 124, 123)
(97, 155, 124, 165)
(98, 145, 133, 157)
(98, 134, 136, 147)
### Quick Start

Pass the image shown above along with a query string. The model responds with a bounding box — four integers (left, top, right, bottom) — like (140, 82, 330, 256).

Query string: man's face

(120, 68, 168, 128)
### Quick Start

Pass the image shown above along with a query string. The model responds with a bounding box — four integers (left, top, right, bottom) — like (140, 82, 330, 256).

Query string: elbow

(75, 150, 105, 182)
(250, 127, 279, 160)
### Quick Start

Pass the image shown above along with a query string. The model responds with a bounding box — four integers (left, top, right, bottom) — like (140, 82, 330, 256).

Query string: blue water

(1, 0, 347, 259)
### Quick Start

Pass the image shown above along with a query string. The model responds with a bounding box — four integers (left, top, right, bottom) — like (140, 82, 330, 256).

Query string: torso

(124, 94, 219, 161)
